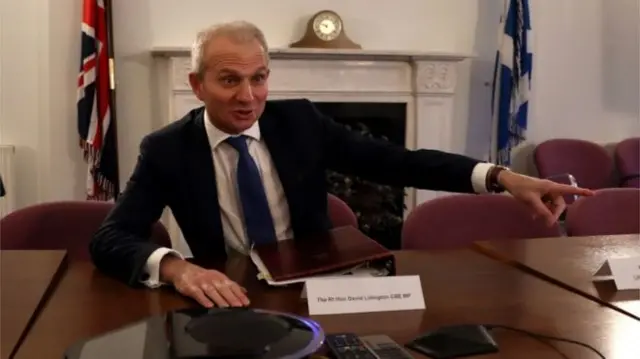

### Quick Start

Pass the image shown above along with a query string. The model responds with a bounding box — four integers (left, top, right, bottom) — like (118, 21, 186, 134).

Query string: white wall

(0, 0, 86, 207)
(0, 0, 638, 211)
(0, 0, 50, 207)
(530, 0, 639, 141)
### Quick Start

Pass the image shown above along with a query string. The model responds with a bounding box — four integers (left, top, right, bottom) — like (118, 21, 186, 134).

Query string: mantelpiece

(151, 46, 472, 62)
(151, 47, 473, 253)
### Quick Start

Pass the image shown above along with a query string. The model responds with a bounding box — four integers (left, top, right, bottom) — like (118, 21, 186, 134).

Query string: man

(90, 21, 592, 309)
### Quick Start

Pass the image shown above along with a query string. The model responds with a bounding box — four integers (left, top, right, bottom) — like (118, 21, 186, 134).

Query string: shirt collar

(204, 109, 261, 149)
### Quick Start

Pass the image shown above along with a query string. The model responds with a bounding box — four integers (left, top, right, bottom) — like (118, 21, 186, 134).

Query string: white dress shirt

(141, 112, 494, 288)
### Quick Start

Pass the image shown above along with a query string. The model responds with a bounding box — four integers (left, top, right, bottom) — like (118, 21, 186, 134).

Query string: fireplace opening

(314, 101, 407, 250)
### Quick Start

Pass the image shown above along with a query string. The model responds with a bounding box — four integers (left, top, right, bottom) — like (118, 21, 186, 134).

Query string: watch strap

(486, 165, 508, 193)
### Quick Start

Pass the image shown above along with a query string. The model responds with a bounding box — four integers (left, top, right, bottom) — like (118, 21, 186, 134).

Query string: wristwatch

(486, 165, 508, 193)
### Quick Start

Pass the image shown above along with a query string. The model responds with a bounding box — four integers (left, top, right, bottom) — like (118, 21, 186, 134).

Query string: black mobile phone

(405, 325, 499, 359)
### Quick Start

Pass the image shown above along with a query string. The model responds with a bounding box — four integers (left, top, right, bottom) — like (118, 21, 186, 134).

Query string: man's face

(189, 36, 269, 134)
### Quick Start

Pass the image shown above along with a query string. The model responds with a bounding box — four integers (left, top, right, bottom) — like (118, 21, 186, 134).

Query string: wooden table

(475, 234, 640, 320)
(1, 250, 68, 359)
(16, 249, 640, 358)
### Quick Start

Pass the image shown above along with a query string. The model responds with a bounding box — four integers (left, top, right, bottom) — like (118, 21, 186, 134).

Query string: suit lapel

(186, 112, 225, 257)
(259, 111, 300, 210)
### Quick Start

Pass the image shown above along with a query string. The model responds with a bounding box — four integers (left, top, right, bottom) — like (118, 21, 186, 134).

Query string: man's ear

(188, 72, 204, 101)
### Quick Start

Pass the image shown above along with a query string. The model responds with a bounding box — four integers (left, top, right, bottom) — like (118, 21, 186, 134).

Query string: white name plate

(305, 275, 425, 315)
(607, 257, 640, 290)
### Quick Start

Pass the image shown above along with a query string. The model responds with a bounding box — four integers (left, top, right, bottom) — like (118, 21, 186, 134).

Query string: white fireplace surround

(152, 47, 472, 252)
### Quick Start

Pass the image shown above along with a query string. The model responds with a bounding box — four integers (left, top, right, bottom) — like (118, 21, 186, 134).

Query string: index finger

(549, 183, 595, 196)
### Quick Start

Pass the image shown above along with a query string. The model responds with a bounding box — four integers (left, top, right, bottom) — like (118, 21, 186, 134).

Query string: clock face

(313, 13, 342, 41)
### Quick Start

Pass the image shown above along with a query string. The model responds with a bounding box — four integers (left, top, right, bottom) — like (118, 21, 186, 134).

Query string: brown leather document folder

(252, 226, 396, 283)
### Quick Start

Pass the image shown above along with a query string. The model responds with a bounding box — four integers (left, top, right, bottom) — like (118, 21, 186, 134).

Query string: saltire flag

(77, 0, 119, 200)
(490, 0, 533, 166)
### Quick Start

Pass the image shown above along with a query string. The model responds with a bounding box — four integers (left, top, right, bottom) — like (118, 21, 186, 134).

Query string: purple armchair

(327, 193, 358, 228)
(565, 188, 640, 236)
(402, 194, 562, 250)
(0, 200, 171, 260)
(614, 137, 640, 188)
(534, 139, 614, 190)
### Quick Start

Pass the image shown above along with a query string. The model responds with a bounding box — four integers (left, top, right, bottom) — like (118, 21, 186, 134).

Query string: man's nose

(235, 81, 254, 102)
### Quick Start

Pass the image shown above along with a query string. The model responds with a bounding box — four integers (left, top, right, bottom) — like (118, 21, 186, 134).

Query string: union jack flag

(77, 0, 119, 200)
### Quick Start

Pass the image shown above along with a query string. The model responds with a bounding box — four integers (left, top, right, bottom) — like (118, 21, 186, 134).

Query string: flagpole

(104, 0, 120, 197)
(490, 0, 512, 163)
(490, 57, 501, 162)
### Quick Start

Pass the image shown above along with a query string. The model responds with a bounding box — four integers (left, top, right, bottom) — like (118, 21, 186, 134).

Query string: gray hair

(190, 21, 269, 77)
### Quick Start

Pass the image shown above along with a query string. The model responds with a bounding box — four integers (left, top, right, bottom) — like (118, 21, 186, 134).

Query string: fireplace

(153, 47, 470, 255)
(314, 101, 406, 249)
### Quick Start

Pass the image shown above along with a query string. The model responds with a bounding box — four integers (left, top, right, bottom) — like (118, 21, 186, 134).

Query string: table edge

(472, 241, 640, 321)
(6, 251, 70, 359)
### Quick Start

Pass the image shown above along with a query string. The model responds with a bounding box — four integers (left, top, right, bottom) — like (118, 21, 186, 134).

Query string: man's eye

(220, 77, 238, 85)
(252, 74, 268, 84)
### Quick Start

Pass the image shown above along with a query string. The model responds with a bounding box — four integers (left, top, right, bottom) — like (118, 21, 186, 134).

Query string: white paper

(606, 257, 640, 290)
(300, 268, 387, 298)
(305, 275, 425, 315)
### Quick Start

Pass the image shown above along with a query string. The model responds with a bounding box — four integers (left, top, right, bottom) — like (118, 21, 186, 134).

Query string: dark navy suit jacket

(90, 99, 481, 285)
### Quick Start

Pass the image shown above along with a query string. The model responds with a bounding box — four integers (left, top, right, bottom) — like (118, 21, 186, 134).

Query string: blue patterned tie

(225, 135, 277, 245)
